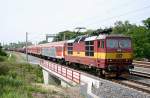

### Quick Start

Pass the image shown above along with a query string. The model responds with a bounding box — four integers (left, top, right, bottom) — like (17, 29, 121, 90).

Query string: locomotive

(25, 33, 134, 77)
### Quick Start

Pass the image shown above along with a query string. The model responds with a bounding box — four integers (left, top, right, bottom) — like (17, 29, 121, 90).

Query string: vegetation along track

(133, 60, 150, 68)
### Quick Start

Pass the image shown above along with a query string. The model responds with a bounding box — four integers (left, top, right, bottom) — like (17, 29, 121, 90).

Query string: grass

(0, 52, 45, 98)
(0, 56, 7, 62)
(0, 51, 83, 98)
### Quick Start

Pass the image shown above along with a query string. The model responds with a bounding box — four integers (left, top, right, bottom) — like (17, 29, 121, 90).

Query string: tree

(3, 42, 32, 49)
(0, 42, 7, 56)
(38, 40, 48, 44)
(0, 43, 2, 50)
(143, 17, 150, 29)
(112, 21, 134, 35)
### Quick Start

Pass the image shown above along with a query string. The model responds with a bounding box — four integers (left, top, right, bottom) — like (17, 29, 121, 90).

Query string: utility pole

(26, 32, 28, 62)
(63, 33, 65, 41)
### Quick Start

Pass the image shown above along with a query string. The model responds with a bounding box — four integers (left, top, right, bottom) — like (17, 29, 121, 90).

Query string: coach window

(85, 41, 94, 56)
(67, 43, 73, 55)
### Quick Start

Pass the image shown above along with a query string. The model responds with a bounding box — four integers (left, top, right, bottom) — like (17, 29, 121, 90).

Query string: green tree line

(3, 42, 32, 50)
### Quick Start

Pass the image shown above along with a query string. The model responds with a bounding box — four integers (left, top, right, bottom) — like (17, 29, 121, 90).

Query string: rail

(133, 60, 150, 68)
(131, 70, 150, 78)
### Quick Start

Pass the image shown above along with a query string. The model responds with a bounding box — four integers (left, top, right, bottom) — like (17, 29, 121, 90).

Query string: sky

(0, 0, 150, 44)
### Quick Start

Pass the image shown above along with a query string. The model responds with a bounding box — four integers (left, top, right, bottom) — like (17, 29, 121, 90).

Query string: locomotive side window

(98, 41, 100, 48)
(67, 43, 73, 54)
(85, 41, 94, 56)
(101, 40, 104, 48)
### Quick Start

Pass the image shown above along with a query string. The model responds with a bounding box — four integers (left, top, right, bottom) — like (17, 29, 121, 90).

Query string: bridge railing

(40, 60, 80, 84)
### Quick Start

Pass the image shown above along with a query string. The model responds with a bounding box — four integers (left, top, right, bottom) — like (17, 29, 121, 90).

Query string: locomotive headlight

(109, 59, 112, 62)
(108, 59, 112, 62)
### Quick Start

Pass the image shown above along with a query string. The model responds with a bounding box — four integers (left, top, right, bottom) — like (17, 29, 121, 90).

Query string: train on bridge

(17, 33, 134, 77)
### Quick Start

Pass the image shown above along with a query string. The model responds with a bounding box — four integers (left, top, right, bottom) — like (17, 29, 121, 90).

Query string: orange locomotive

(26, 34, 134, 77)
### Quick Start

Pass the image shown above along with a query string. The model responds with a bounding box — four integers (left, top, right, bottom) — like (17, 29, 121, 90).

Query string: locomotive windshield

(119, 39, 131, 48)
(106, 38, 131, 48)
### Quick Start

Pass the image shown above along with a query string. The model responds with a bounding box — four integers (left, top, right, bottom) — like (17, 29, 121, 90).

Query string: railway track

(131, 70, 150, 78)
(112, 79, 150, 94)
(111, 70, 150, 94)
(133, 60, 150, 68)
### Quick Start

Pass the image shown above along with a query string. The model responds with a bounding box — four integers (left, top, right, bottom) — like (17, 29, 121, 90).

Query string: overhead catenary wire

(106, 0, 149, 12)
(77, 4, 150, 27)
(26, 1, 150, 43)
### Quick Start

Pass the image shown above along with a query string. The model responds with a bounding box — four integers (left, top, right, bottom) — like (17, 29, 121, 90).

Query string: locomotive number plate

(116, 54, 122, 59)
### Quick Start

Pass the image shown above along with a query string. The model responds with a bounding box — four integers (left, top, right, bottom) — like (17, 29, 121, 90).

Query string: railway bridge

(40, 59, 100, 98)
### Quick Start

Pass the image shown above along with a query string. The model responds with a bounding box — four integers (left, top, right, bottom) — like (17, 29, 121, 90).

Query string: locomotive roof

(66, 34, 129, 43)
(67, 35, 88, 43)
(67, 39, 75, 43)
(98, 34, 130, 38)
(85, 34, 130, 41)
(84, 36, 97, 41)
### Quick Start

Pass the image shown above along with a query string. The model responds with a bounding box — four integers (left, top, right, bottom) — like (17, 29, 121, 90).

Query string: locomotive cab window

(85, 41, 94, 56)
(106, 38, 131, 49)
(67, 43, 73, 55)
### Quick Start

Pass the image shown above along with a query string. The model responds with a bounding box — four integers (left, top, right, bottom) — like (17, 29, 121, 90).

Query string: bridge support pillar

(42, 69, 49, 85)
(42, 69, 71, 87)
(42, 69, 61, 85)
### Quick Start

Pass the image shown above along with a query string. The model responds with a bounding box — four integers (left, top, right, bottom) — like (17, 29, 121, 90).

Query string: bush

(9, 71, 17, 79)
(0, 50, 7, 56)
(0, 56, 5, 62)
(0, 64, 9, 75)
